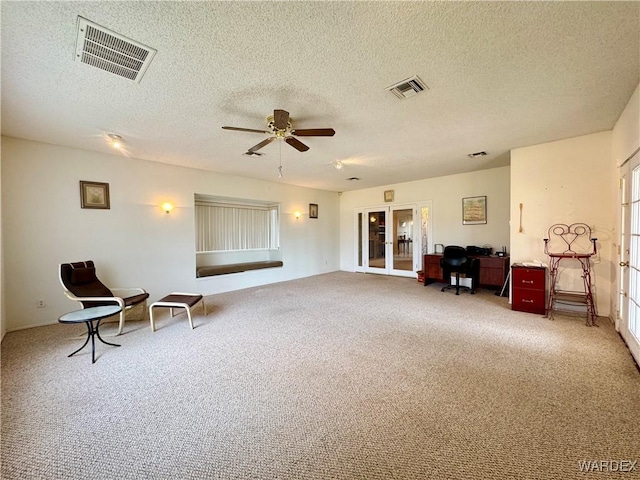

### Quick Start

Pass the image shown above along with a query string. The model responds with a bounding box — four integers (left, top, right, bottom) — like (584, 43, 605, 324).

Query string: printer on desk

(466, 245, 508, 257)
(466, 245, 493, 256)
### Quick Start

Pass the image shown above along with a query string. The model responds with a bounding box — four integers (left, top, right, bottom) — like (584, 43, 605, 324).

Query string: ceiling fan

(222, 109, 335, 155)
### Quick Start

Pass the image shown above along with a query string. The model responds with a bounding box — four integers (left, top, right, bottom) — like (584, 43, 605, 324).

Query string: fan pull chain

(278, 139, 283, 178)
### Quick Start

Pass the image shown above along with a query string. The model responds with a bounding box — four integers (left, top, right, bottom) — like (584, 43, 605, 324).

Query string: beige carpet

(1, 272, 639, 479)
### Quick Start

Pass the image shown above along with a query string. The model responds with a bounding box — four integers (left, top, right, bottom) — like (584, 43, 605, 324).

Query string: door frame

(619, 148, 640, 364)
(354, 202, 431, 278)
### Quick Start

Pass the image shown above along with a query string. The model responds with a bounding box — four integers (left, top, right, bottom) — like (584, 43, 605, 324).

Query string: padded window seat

(197, 261, 283, 278)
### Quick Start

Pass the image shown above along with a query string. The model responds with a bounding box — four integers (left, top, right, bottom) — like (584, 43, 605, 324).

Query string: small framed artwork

(384, 190, 394, 202)
(80, 181, 110, 209)
(309, 203, 318, 219)
(462, 196, 487, 225)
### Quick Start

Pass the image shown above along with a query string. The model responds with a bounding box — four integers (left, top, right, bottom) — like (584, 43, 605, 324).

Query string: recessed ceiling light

(107, 133, 123, 149)
(468, 151, 487, 158)
(334, 161, 343, 170)
(347, 177, 360, 181)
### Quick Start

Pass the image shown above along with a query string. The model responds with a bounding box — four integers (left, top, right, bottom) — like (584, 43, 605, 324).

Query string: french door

(620, 149, 640, 364)
(354, 203, 431, 278)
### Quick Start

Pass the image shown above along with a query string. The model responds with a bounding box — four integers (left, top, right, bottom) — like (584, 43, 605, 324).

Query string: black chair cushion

(124, 292, 150, 307)
(61, 260, 148, 310)
(440, 246, 470, 271)
(61, 261, 113, 301)
(70, 267, 97, 285)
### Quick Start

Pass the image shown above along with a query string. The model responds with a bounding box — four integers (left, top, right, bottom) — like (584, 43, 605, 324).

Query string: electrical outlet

(36, 299, 46, 308)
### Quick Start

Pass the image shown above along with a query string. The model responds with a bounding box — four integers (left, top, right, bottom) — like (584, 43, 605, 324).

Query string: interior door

(390, 207, 416, 277)
(364, 208, 388, 274)
(358, 205, 419, 277)
(620, 149, 640, 364)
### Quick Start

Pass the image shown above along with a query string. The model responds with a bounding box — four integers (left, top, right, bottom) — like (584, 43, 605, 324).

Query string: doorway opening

(354, 202, 432, 277)
(619, 149, 640, 364)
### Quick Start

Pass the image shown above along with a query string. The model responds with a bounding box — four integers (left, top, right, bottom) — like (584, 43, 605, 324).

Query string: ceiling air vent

(75, 16, 156, 83)
(386, 75, 428, 99)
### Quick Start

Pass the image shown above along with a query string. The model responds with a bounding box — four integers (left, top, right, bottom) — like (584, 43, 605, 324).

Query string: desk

(58, 305, 122, 364)
(423, 254, 509, 288)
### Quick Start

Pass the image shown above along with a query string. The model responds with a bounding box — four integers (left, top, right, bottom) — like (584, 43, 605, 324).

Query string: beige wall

(612, 83, 640, 167)
(3, 82, 638, 334)
(339, 166, 511, 272)
(1, 137, 340, 331)
(510, 131, 614, 317)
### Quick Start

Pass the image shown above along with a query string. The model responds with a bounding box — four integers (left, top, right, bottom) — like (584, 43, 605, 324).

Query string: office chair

(440, 246, 479, 295)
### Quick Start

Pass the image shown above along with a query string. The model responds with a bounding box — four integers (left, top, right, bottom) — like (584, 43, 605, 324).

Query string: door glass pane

(368, 211, 386, 269)
(630, 165, 640, 340)
(357, 213, 363, 267)
(421, 206, 429, 254)
(393, 208, 413, 271)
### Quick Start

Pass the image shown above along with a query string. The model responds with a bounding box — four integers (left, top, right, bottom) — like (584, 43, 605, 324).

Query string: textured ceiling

(1, 1, 639, 192)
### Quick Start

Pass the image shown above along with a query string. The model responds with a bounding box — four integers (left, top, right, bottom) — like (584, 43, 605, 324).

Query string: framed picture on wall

(384, 190, 394, 202)
(462, 196, 486, 225)
(80, 181, 110, 209)
(309, 203, 318, 219)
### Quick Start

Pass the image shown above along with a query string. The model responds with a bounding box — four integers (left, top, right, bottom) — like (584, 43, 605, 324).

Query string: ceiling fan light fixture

(223, 109, 335, 155)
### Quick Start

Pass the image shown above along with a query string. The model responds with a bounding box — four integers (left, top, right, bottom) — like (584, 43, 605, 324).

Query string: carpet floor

(1, 272, 639, 479)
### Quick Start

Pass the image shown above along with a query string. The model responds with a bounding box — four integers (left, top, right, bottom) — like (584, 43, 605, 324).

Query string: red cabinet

(511, 264, 547, 315)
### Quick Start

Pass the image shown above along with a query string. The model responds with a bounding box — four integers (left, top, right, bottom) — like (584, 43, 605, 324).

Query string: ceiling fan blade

(248, 137, 276, 153)
(273, 109, 289, 131)
(222, 126, 270, 134)
(285, 137, 309, 152)
(291, 128, 336, 137)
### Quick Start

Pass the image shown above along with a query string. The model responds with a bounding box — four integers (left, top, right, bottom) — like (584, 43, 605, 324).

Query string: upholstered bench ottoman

(149, 292, 206, 331)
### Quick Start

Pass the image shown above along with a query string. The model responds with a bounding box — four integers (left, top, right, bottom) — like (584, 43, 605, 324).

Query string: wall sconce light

(294, 211, 301, 220)
(162, 202, 174, 214)
(107, 133, 123, 149)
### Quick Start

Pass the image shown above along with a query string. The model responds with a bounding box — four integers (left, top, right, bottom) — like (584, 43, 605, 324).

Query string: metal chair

(543, 223, 598, 325)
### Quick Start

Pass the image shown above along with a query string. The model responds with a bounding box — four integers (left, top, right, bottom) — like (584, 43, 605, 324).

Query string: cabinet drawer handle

(522, 299, 533, 303)
(521, 280, 534, 284)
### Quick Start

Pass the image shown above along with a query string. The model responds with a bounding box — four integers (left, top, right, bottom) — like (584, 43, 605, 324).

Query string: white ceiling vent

(386, 75, 428, 99)
(75, 16, 156, 83)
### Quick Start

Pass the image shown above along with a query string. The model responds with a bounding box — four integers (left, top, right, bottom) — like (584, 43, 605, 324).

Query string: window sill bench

(196, 261, 283, 278)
